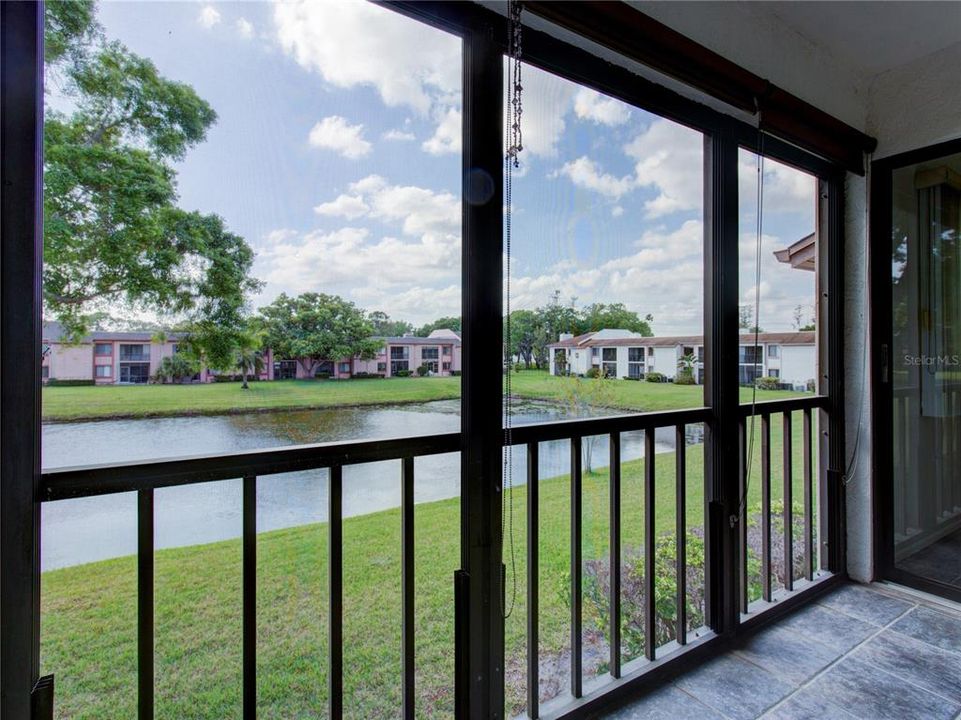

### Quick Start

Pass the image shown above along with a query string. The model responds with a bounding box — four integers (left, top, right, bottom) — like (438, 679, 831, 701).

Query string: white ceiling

(753, 1, 961, 77)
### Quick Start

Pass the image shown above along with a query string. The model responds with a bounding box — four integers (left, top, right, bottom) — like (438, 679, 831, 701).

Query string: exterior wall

(46, 344, 93, 381)
(652, 347, 679, 379)
(779, 345, 817, 388)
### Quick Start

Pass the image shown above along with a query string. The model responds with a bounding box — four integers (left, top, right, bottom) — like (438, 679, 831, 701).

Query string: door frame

(871, 136, 961, 602)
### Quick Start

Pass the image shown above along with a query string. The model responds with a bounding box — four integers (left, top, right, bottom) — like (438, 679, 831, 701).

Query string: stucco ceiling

(752, 1, 961, 77)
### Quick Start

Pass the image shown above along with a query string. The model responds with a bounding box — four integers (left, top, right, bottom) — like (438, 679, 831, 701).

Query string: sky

(78, 0, 817, 335)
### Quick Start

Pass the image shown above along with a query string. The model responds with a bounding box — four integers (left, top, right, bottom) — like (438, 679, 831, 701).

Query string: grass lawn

(41, 410, 816, 719)
(41, 378, 463, 421)
(42, 370, 807, 421)
(509, 369, 808, 410)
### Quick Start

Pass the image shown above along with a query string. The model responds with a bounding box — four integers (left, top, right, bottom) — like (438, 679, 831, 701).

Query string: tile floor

(605, 582, 961, 720)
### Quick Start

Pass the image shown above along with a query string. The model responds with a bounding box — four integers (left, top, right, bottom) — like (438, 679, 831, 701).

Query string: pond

(41, 400, 701, 569)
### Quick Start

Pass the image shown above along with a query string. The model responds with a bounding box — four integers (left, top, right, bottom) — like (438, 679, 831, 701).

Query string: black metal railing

(510, 406, 711, 719)
(39, 398, 834, 719)
(738, 395, 827, 612)
(41, 432, 460, 720)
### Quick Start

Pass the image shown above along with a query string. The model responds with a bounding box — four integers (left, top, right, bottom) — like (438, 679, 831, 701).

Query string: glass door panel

(891, 150, 961, 589)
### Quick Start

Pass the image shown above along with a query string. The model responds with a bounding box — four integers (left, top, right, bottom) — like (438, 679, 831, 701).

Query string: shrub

(755, 376, 781, 391)
(585, 367, 602, 379)
(351, 372, 385, 379)
(674, 369, 696, 385)
(416, 364, 430, 377)
(394, 369, 412, 377)
(645, 372, 666, 383)
(450, 370, 461, 376)
(47, 378, 95, 387)
(152, 354, 200, 384)
(314, 371, 331, 380)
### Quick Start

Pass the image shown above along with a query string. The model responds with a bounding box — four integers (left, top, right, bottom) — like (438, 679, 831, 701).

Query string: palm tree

(676, 352, 697, 385)
(236, 328, 265, 390)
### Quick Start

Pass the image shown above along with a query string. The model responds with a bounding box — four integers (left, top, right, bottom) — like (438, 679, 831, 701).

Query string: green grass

(41, 378, 463, 421)
(42, 371, 808, 421)
(42, 410, 816, 719)
(509, 369, 808, 410)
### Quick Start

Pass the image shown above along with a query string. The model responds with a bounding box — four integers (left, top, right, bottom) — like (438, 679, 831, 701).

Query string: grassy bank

(42, 412, 815, 719)
(42, 371, 806, 422)
(41, 378, 463, 422)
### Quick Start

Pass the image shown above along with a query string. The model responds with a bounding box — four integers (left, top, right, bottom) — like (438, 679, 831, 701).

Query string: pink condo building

(269, 329, 463, 380)
(42, 322, 462, 384)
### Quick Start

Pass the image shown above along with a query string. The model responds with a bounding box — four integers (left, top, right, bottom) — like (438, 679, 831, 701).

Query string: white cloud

(264, 228, 298, 244)
(198, 5, 221, 29)
(422, 107, 461, 155)
(557, 156, 633, 199)
(314, 194, 369, 220)
(573, 88, 630, 126)
(308, 116, 372, 159)
(366, 184, 460, 236)
(256, 177, 463, 324)
(508, 220, 706, 334)
(738, 149, 816, 218)
(383, 129, 415, 142)
(273, 0, 460, 116)
(611, 205, 624, 217)
(236, 17, 254, 39)
(625, 119, 703, 218)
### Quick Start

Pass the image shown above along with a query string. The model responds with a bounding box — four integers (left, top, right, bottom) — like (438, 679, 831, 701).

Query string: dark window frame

(1, 2, 849, 715)
(871, 136, 961, 604)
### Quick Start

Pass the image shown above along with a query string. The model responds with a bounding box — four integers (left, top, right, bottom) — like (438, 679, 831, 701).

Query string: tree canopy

(368, 311, 413, 338)
(506, 292, 654, 369)
(43, 1, 259, 337)
(259, 293, 381, 376)
(415, 316, 462, 337)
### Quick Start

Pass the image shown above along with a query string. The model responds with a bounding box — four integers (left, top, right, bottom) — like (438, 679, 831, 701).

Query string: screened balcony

(3, 1, 960, 719)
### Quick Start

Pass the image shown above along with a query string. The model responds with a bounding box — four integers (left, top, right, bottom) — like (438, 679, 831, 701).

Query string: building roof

(549, 330, 815, 349)
(377, 335, 462, 346)
(550, 332, 599, 348)
(42, 321, 180, 343)
(774, 232, 816, 271)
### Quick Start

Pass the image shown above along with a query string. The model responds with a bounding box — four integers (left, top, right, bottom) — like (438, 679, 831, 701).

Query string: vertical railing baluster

(609, 433, 622, 677)
(739, 416, 748, 613)
(243, 475, 257, 720)
(402, 457, 415, 720)
(675, 424, 687, 646)
(570, 436, 582, 698)
(644, 430, 656, 661)
(761, 414, 772, 602)
(138, 488, 154, 720)
(329, 466, 343, 720)
(803, 408, 813, 581)
(803, 409, 814, 580)
(782, 413, 793, 592)
(527, 442, 540, 719)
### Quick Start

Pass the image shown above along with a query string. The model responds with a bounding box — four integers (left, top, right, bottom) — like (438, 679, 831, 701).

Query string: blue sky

(83, 0, 816, 334)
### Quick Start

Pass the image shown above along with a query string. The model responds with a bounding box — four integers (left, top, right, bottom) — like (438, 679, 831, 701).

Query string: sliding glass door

(878, 140, 961, 598)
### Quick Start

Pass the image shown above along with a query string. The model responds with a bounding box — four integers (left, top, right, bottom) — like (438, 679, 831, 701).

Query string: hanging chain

(502, 0, 523, 620)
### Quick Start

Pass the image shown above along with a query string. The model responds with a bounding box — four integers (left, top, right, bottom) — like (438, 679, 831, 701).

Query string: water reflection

(42, 400, 697, 569)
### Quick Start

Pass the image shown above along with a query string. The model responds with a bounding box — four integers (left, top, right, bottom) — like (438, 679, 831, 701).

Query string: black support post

(1, 2, 44, 716)
(459, 24, 505, 719)
(702, 130, 740, 634)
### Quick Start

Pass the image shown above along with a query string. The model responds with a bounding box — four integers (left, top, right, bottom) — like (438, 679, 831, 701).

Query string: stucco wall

(868, 42, 961, 160)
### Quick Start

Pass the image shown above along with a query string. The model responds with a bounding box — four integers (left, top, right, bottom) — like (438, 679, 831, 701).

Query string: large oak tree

(43, 0, 259, 346)
(259, 293, 382, 377)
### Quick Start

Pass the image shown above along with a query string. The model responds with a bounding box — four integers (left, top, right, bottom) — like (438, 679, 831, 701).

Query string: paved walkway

(606, 582, 961, 720)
